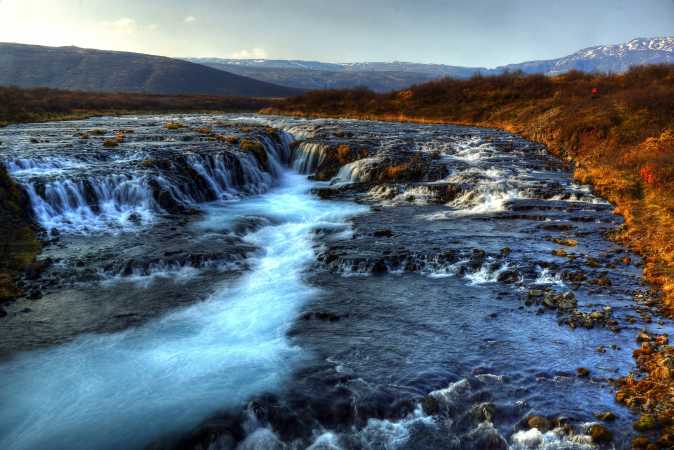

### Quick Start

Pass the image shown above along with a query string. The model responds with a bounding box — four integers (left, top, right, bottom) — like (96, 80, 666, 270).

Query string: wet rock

(0, 307, 6, 318)
(24, 258, 52, 280)
(587, 424, 612, 443)
(497, 270, 519, 283)
(373, 229, 393, 238)
(576, 367, 590, 378)
(637, 330, 652, 343)
(300, 311, 342, 322)
(27, 289, 42, 300)
(594, 411, 616, 421)
(527, 415, 551, 432)
(542, 291, 576, 310)
(472, 402, 496, 422)
(528, 289, 545, 298)
(500, 247, 511, 257)
(552, 249, 567, 257)
(562, 271, 587, 283)
(551, 238, 577, 247)
(421, 394, 440, 415)
(469, 249, 486, 269)
(633, 414, 657, 432)
(631, 436, 652, 449)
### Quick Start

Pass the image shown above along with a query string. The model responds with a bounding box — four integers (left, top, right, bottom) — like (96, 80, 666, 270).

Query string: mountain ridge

(0, 43, 300, 97)
(186, 36, 674, 91)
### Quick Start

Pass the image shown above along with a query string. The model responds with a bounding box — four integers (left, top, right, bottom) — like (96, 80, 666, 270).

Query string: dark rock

(497, 270, 519, 283)
(27, 289, 42, 300)
(527, 415, 551, 432)
(0, 307, 6, 318)
(587, 424, 612, 443)
(576, 367, 590, 378)
(373, 229, 393, 238)
(594, 411, 616, 421)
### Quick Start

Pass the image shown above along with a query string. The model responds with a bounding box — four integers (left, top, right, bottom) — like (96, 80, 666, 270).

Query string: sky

(0, 0, 673, 67)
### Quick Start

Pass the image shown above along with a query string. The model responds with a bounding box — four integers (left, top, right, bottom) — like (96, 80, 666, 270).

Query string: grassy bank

(263, 65, 674, 446)
(0, 86, 278, 126)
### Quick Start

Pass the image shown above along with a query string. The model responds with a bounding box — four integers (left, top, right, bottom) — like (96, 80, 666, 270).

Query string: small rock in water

(576, 367, 590, 378)
(594, 411, 616, 421)
(497, 270, 519, 283)
(27, 289, 43, 300)
(527, 415, 551, 432)
(0, 307, 7, 318)
(587, 424, 613, 443)
(633, 414, 657, 432)
(636, 330, 652, 343)
(373, 229, 393, 238)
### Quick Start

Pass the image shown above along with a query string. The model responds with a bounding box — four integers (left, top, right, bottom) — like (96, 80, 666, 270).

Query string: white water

(0, 171, 366, 450)
(24, 175, 157, 234)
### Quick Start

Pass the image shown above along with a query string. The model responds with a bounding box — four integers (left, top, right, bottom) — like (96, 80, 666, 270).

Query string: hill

(186, 58, 485, 92)
(189, 37, 674, 92)
(0, 43, 300, 97)
(500, 37, 674, 75)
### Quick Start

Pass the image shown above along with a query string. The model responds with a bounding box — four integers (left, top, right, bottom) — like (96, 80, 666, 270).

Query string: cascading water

(0, 172, 366, 450)
(23, 174, 157, 233)
(292, 142, 330, 174)
(0, 114, 669, 450)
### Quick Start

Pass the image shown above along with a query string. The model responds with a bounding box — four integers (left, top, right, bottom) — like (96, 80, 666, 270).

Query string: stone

(27, 289, 42, 300)
(637, 331, 652, 343)
(587, 424, 612, 443)
(633, 414, 657, 432)
(594, 411, 616, 421)
(497, 270, 519, 283)
(373, 229, 393, 238)
(576, 367, 590, 377)
(527, 415, 551, 432)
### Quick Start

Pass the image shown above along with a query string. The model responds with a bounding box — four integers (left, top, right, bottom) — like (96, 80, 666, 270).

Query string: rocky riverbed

(0, 114, 670, 449)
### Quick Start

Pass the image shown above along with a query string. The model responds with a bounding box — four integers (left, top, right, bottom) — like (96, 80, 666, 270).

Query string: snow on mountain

(185, 37, 674, 92)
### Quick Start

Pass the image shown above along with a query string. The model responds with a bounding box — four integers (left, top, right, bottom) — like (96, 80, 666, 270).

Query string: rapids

(0, 114, 670, 450)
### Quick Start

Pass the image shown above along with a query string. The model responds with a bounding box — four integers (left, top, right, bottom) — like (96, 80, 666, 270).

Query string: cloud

(100, 17, 137, 35)
(147, 23, 159, 31)
(184, 16, 197, 23)
(230, 48, 268, 59)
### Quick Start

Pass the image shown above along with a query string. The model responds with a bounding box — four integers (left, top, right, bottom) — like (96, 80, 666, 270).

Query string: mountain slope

(188, 37, 674, 92)
(186, 62, 438, 92)
(0, 43, 300, 97)
(186, 58, 485, 92)
(499, 37, 674, 75)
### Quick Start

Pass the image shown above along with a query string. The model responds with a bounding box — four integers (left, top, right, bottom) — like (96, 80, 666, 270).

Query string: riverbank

(0, 86, 278, 127)
(262, 65, 674, 447)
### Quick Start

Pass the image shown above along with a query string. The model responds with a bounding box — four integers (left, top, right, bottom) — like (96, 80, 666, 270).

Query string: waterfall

(23, 175, 156, 234)
(291, 142, 329, 174)
(7, 130, 294, 234)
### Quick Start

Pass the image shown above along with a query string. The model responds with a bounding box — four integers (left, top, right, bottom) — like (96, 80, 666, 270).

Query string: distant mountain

(0, 43, 300, 97)
(186, 58, 484, 92)
(499, 37, 674, 75)
(188, 36, 674, 92)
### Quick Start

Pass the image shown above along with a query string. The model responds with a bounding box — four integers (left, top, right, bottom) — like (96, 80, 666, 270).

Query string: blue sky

(0, 0, 673, 66)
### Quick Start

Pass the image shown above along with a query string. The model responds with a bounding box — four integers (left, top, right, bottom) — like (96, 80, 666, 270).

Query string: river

(0, 114, 669, 449)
